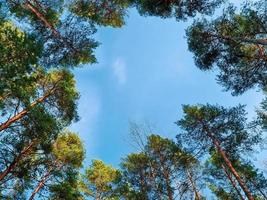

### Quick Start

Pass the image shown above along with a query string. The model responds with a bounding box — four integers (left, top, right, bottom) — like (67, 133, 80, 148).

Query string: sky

(70, 7, 265, 170)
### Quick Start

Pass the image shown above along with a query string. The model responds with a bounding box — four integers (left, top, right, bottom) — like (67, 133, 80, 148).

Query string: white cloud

(112, 58, 127, 85)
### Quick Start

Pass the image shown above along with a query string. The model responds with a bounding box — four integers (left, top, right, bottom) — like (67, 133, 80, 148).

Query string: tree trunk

(140, 171, 149, 200)
(0, 141, 35, 182)
(28, 161, 62, 200)
(165, 177, 173, 200)
(0, 87, 56, 132)
(206, 33, 267, 61)
(148, 161, 163, 200)
(24, 0, 79, 54)
(24, 0, 59, 36)
(28, 166, 54, 200)
(186, 169, 201, 200)
(159, 153, 173, 200)
(207, 132, 254, 200)
(221, 164, 245, 200)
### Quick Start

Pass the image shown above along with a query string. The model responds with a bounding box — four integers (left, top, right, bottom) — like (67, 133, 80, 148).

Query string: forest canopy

(0, 0, 266, 199)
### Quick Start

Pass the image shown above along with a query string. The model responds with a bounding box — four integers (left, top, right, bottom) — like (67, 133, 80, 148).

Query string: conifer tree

(70, 0, 129, 28)
(80, 159, 121, 200)
(186, 1, 267, 95)
(121, 134, 203, 200)
(176, 104, 263, 200)
(0, 69, 79, 197)
(49, 168, 84, 200)
(28, 131, 84, 200)
(129, 0, 223, 20)
(4, 0, 129, 68)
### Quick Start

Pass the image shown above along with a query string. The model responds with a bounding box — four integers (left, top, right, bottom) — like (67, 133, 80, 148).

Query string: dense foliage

(187, 1, 267, 95)
(0, 0, 266, 199)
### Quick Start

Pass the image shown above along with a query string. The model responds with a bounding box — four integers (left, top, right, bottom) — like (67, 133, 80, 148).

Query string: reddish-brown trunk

(186, 169, 201, 200)
(208, 133, 254, 200)
(0, 93, 10, 101)
(0, 88, 56, 132)
(206, 32, 267, 61)
(24, 1, 59, 36)
(147, 160, 163, 200)
(221, 164, 245, 200)
(164, 172, 173, 200)
(24, 1, 79, 54)
(0, 141, 35, 182)
(159, 153, 173, 200)
(29, 161, 62, 200)
(28, 166, 54, 200)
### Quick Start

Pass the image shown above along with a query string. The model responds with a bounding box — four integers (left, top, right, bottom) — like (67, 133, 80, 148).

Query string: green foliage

(0, 106, 59, 196)
(121, 152, 151, 200)
(0, 1, 91, 198)
(204, 152, 244, 199)
(121, 134, 202, 200)
(1, 0, 267, 199)
(235, 161, 267, 199)
(80, 160, 121, 199)
(2, 0, 225, 69)
(187, 2, 267, 95)
(49, 168, 84, 200)
(4, 0, 100, 67)
(177, 104, 265, 200)
(205, 151, 267, 200)
(209, 184, 238, 200)
(40, 16, 98, 68)
(53, 131, 85, 168)
(130, 0, 223, 20)
(0, 68, 80, 196)
(70, 0, 129, 27)
(257, 88, 267, 130)
(26, 132, 85, 200)
(0, 20, 42, 110)
(177, 104, 262, 157)
(7, 0, 63, 27)
(40, 69, 80, 124)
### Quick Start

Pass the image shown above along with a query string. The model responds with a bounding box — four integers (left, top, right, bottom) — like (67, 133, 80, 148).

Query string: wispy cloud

(112, 58, 127, 85)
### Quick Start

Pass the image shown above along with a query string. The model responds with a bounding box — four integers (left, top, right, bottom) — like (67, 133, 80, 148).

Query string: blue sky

(70, 8, 265, 170)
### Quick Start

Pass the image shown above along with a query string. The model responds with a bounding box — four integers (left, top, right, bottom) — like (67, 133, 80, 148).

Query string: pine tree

(3, 0, 129, 68)
(80, 159, 121, 200)
(176, 104, 263, 200)
(186, 1, 267, 95)
(49, 168, 84, 200)
(121, 133, 203, 200)
(0, 69, 79, 197)
(28, 131, 84, 200)
(70, 0, 129, 28)
(129, 0, 223, 20)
